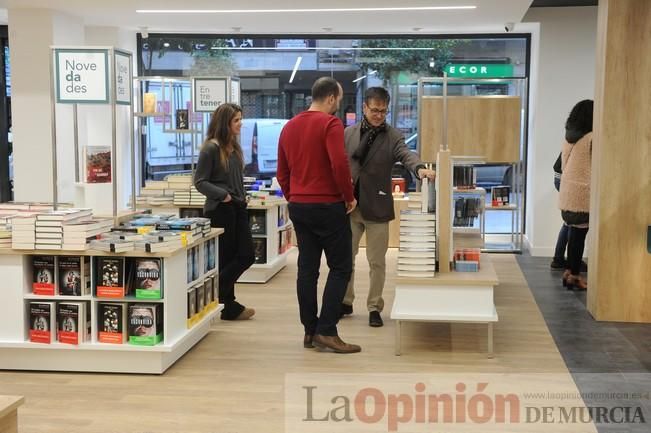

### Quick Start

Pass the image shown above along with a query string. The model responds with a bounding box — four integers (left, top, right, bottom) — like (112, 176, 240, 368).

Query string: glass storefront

(137, 34, 529, 180)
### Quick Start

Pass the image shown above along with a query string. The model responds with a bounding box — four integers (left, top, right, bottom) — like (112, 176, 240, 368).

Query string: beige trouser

(343, 208, 389, 312)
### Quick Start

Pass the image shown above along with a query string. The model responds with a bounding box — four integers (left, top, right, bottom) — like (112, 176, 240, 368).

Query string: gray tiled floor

(516, 254, 651, 432)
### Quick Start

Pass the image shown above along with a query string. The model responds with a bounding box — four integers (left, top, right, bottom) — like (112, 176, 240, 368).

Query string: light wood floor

(0, 251, 595, 433)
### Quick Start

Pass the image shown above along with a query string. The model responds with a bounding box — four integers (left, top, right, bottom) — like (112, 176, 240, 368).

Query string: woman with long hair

(194, 103, 255, 320)
(558, 99, 593, 291)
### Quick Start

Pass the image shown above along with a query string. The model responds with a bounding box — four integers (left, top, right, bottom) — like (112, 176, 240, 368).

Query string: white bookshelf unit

(0, 229, 224, 374)
(238, 201, 294, 283)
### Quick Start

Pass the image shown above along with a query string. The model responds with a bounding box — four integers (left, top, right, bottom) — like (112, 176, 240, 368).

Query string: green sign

(445, 64, 514, 78)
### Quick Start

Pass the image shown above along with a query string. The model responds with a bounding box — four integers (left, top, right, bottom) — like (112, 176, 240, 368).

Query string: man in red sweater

(277, 77, 360, 354)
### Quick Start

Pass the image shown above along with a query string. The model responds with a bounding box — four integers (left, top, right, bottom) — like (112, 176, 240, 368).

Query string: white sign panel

(194, 78, 227, 113)
(55, 49, 109, 103)
(115, 52, 132, 105)
(231, 79, 240, 105)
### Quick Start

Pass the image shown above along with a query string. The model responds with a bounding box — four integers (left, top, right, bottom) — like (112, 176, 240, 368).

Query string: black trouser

(288, 202, 352, 337)
(207, 202, 255, 319)
(553, 224, 569, 262)
(567, 226, 589, 276)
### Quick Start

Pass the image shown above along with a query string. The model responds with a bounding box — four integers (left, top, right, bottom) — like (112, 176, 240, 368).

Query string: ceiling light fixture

(136, 6, 476, 14)
(289, 56, 302, 84)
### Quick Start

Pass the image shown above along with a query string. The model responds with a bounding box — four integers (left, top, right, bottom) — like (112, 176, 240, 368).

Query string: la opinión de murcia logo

(300, 382, 646, 431)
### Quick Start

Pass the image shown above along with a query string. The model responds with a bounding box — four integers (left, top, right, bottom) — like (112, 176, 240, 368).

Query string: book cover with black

(29, 301, 56, 344)
(187, 287, 197, 320)
(134, 257, 163, 299)
(96, 257, 126, 298)
(248, 210, 266, 235)
(97, 302, 127, 344)
(207, 238, 216, 271)
(58, 256, 91, 296)
(203, 241, 210, 274)
(186, 248, 193, 283)
(204, 278, 213, 305)
(192, 246, 200, 281)
(175, 109, 189, 130)
(253, 238, 267, 264)
(128, 303, 163, 346)
(32, 255, 56, 295)
(57, 302, 86, 345)
(196, 284, 205, 313)
(211, 274, 219, 305)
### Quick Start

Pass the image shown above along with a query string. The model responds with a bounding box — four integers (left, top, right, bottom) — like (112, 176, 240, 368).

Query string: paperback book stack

(134, 230, 183, 253)
(155, 218, 202, 245)
(172, 187, 206, 207)
(398, 210, 437, 278)
(35, 209, 93, 251)
(11, 215, 37, 249)
(90, 238, 135, 253)
(165, 174, 193, 191)
(62, 218, 115, 250)
(0, 220, 11, 248)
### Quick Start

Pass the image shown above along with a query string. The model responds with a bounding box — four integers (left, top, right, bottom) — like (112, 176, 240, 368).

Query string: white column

(9, 9, 84, 203)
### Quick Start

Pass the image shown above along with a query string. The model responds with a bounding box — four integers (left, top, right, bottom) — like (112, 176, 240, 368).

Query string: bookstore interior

(0, 1, 650, 432)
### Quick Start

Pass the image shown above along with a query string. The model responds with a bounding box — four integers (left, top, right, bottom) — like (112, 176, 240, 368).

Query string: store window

(137, 34, 529, 180)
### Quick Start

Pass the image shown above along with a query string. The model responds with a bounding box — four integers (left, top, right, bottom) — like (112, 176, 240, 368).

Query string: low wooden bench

(0, 396, 24, 433)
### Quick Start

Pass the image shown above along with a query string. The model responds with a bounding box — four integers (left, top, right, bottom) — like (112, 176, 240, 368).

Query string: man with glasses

(342, 87, 435, 327)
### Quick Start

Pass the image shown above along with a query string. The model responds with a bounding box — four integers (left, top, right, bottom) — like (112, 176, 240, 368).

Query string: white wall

(9, 9, 84, 203)
(523, 6, 598, 256)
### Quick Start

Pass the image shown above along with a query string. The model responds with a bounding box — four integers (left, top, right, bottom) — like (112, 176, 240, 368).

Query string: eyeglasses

(368, 108, 389, 116)
(131, 315, 154, 328)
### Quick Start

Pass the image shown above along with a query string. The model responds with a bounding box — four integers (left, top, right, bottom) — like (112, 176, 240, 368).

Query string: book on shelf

(491, 185, 511, 207)
(211, 274, 218, 306)
(397, 264, 436, 272)
(398, 250, 437, 258)
(32, 255, 56, 295)
(192, 246, 200, 281)
(204, 278, 214, 306)
(128, 303, 163, 346)
(134, 257, 163, 299)
(36, 232, 63, 239)
(400, 235, 436, 243)
(398, 257, 436, 265)
(400, 243, 436, 251)
(29, 301, 57, 344)
(86, 146, 112, 183)
(143, 92, 157, 114)
(248, 210, 266, 235)
(187, 287, 197, 323)
(175, 109, 189, 130)
(399, 226, 436, 235)
(97, 302, 128, 344)
(196, 283, 205, 313)
(397, 271, 436, 278)
(103, 231, 144, 242)
(453, 165, 476, 190)
(278, 227, 293, 254)
(63, 217, 114, 232)
(37, 208, 93, 222)
(134, 239, 182, 253)
(252, 238, 267, 264)
(57, 302, 90, 345)
(96, 257, 126, 298)
(58, 256, 91, 296)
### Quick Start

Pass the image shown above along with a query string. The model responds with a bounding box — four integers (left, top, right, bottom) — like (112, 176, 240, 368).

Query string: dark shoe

(580, 260, 588, 272)
(369, 311, 384, 327)
(313, 334, 361, 354)
(340, 303, 353, 317)
(550, 258, 567, 270)
(561, 269, 571, 289)
(566, 275, 588, 291)
(303, 334, 314, 349)
(233, 307, 255, 320)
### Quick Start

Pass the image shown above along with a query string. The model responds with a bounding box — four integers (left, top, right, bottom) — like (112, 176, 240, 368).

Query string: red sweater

(277, 111, 354, 203)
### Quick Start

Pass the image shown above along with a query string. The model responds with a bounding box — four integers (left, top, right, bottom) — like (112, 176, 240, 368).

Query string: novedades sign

(445, 64, 514, 78)
(55, 49, 109, 103)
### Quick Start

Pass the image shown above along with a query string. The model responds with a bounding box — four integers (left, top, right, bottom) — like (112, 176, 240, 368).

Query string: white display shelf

(0, 232, 223, 374)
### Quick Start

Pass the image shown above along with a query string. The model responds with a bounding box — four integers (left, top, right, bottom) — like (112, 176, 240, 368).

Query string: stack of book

(134, 231, 183, 253)
(0, 221, 11, 248)
(11, 215, 37, 249)
(165, 174, 193, 189)
(397, 210, 437, 278)
(62, 218, 115, 250)
(35, 209, 92, 250)
(90, 238, 135, 253)
(172, 187, 206, 206)
(155, 218, 202, 244)
(453, 165, 476, 190)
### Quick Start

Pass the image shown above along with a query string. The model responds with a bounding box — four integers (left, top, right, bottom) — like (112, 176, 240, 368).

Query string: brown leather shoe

(304, 334, 314, 349)
(313, 334, 361, 354)
(235, 307, 255, 320)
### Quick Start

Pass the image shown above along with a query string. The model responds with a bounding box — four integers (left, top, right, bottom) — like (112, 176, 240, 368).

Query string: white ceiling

(0, 0, 534, 33)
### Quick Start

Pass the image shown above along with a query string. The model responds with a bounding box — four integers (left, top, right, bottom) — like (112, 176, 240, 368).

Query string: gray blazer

(345, 123, 424, 222)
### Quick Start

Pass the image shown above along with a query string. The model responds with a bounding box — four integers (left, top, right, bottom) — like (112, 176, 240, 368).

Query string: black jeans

(553, 224, 569, 262)
(567, 226, 589, 276)
(207, 202, 255, 319)
(288, 202, 352, 337)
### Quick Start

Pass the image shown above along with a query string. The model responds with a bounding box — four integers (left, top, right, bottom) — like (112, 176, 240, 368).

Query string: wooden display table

(0, 396, 23, 433)
(390, 254, 498, 357)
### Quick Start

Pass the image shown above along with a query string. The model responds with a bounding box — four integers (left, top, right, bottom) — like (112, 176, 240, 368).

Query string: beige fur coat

(559, 132, 592, 215)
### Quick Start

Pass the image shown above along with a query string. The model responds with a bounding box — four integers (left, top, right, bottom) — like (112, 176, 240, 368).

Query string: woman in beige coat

(558, 99, 593, 291)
